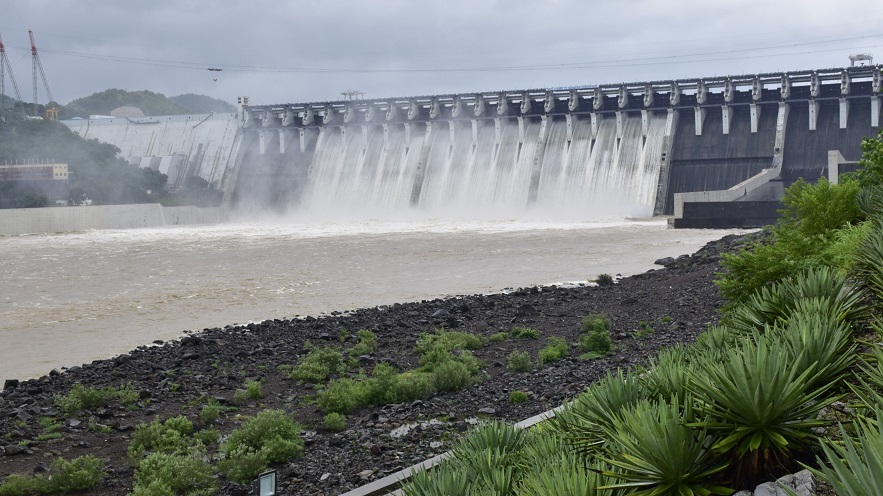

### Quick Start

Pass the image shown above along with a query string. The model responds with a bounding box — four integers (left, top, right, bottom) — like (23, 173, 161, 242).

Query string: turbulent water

(0, 218, 743, 382)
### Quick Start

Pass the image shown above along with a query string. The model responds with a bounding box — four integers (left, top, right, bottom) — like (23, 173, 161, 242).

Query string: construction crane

(29, 30, 53, 115)
(0, 32, 23, 115)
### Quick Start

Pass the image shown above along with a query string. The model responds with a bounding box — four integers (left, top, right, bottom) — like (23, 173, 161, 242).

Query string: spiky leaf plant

(764, 299, 857, 390)
(643, 345, 696, 404)
(689, 337, 837, 486)
(813, 409, 883, 496)
(402, 465, 471, 496)
(598, 397, 731, 496)
(726, 266, 865, 337)
(552, 369, 647, 455)
(854, 220, 883, 304)
(691, 326, 736, 363)
(850, 344, 883, 413)
(518, 450, 620, 496)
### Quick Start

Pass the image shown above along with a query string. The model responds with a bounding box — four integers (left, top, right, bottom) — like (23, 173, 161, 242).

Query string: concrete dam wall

(57, 66, 881, 225)
(235, 66, 881, 223)
(62, 113, 242, 192)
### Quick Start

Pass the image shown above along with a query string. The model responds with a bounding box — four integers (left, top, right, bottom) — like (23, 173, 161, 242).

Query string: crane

(0, 32, 23, 115)
(29, 30, 53, 115)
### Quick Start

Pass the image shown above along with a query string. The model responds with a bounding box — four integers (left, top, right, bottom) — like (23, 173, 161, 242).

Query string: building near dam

(61, 65, 882, 227)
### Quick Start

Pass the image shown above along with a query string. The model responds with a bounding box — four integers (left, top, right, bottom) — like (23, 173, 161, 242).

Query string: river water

(0, 218, 743, 383)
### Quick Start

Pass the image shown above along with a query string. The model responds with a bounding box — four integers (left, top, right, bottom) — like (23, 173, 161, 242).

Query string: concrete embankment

(0, 204, 225, 236)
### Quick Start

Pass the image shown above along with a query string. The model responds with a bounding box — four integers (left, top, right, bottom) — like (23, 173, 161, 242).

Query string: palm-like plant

(518, 451, 620, 496)
(598, 397, 731, 496)
(726, 266, 865, 336)
(552, 369, 647, 456)
(643, 346, 696, 404)
(854, 220, 883, 304)
(813, 410, 883, 496)
(689, 338, 837, 487)
(766, 299, 857, 390)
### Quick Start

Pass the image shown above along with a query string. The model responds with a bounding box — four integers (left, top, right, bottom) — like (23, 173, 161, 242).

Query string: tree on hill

(62, 89, 189, 118)
(170, 94, 235, 113)
(0, 114, 167, 207)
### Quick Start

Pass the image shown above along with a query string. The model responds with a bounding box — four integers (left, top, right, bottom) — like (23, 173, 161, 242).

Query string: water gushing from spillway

(263, 113, 669, 221)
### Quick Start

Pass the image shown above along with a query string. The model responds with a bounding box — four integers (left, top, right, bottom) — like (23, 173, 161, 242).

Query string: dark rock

(654, 256, 675, 267)
(3, 379, 19, 391)
(514, 304, 539, 317)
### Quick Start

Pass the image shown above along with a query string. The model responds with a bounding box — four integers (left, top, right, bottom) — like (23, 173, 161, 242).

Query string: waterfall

(263, 113, 669, 220)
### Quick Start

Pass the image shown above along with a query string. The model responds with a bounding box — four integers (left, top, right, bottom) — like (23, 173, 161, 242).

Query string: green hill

(169, 93, 235, 113)
(62, 89, 190, 118)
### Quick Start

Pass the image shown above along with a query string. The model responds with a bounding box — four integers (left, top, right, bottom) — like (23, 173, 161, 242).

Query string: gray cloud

(2, 0, 882, 107)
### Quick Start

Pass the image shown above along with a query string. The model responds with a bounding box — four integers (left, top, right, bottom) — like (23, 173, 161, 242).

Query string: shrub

(128, 415, 195, 460)
(0, 474, 43, 496)
(56, 384, 140, 414)
(290, 346, 346, 383)
(133, 448, 215, 496)
(510, 326, 539, 339)
(317, 378, 364, 414)
(218, 446, 270, 484)
(323, 413, 346, 432)
(219, 410, 304, 472)
(538, 337, 568, 365)
(488, 332, 509, 343)
(507, 351, 533, 372)
(431, 359, 474, 392)
(245, 379, 263, 399)
(633, 321, 654, 338)
(200, 400, 221, 425)
(509, 391, 528, 403)
(595, 273, 614, 286)
(580, 326, 612, 355)
(349, 330, 378, 356)
(581, 313, 610, 334)
(414, 329, 483, 357)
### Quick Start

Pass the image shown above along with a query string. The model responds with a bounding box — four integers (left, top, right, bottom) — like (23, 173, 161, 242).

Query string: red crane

(29, 30, 53, 115)
(0, 32, 23, 114)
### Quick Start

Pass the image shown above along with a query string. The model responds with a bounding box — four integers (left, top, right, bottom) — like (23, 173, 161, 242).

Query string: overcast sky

(2, 0, 883, 107)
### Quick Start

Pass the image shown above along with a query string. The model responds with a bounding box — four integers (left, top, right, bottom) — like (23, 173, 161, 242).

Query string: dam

(62, 65, 883, 227)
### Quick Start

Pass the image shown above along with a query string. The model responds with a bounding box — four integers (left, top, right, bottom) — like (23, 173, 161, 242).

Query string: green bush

(0, 474, 43, 496)
(509, 391, 528, 403)
(218, 446, 269, 484)
(128, 415, 195, 460)
(133, 448, 215, 496)
(538, 337, 569, 365)
(579, 325, 612, 355)
(349, 329, 378, 356)
(414, 329, 483, 357)
(716, 177, 862, 305)
(323, 412, 346, 432)
(431, 359, 473, 392)
(220, 409, 304, 465)
(510, 326, 540, 339)
(0, 456, 105, 496)
(200, 400, 221, 425)
(581, 313, 610, 334)
(633, 321, 654, 338)
(54, 383, 137, 414)
(316, 378, 363, 414)
(290, 346, 346, 383)
(595, 273, 615, 286)
(488, 332, 509, 343)
(507, 351, 533, 372)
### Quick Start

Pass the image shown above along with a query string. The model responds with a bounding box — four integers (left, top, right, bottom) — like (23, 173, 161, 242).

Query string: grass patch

(538, 337, 569, 365)
(507, 351, 533, 372)
(510, 326, 540, 339)
(54, 383, 138, 414)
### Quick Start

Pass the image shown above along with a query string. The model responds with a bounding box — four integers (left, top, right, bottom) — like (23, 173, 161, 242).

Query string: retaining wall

(0, 204, 225, 236)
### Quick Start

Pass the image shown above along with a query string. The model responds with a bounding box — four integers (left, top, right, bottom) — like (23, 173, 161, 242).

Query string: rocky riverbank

(0, 233, 749, 495)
